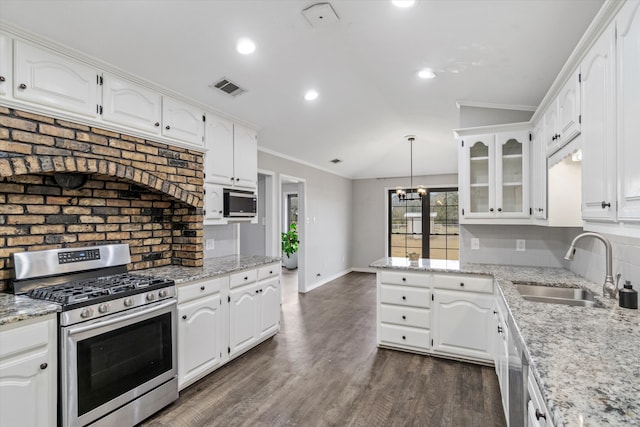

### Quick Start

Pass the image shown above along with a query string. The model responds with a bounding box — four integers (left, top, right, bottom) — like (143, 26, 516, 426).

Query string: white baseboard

(351, 267, 376, 274)
(302, 268, 352, 293)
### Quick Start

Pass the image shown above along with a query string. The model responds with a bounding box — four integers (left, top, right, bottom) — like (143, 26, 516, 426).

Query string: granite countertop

(136, 255, 281, 285)
(0, 293, 60, 326)
(371, 257, 640, 427)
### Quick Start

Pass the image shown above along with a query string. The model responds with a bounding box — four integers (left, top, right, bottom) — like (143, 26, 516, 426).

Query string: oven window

(76, 312, 173, 416)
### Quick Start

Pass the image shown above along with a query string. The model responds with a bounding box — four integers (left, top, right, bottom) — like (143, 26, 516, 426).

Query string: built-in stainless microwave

(223, 189, 257, 218)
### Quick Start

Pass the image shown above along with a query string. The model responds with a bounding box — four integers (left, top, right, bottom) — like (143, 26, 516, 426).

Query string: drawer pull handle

(200, 286, 205, 291)
(535, 409, 547, 421)
(402, 315, 406, 320)
(40, 363, 48, 370)
(402, 296, 406, 300)
(460, 282, 465, 287)
(402, 335, 406, 340)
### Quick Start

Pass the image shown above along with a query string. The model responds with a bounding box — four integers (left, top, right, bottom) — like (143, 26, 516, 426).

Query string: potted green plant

(281, 222, 299, 269)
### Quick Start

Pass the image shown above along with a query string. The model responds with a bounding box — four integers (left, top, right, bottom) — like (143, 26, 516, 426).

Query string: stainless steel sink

(513, 282, 604, 308)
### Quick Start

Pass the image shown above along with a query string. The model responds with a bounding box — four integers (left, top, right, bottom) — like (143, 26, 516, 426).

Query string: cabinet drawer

(258, 263, 280, 280)
(380, 304, 430, 328)
(379, 271, 430, 287)
(380, 284, 430, 308)
(0, 318, 50, 358)
(178, 276, 227, 304)
(230, 269, 258, 289)
(433, 274, 493, 293)
(379, 324, 430, 349)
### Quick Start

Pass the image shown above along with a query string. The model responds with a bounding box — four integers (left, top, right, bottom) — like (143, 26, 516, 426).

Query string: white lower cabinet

(0, 315, 57, 427)
(494, 293, 510, 421)
(376, 270, 494, 363)
(177, 262, 280, 389)
(528, 370, 554, 427)
(177, 277, 228, 390)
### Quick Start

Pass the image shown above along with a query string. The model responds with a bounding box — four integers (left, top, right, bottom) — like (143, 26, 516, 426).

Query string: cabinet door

(543, 101, 559, 155)
(432, 290, 494, 361)
(177, 292, 223, 389)
(581, 24, 617, 222)
(233, 124, 258, 189)
(616, 0, 640, 221)
(101, 73, 162, 134)
(531, 121, 547, 219)
(0, 319, 56, 427)
(203, 183, 224, 222)
(162, 96, 204, 146)
(204, 114, 235, 185)
(462, 134, 495, 217)
(557, 70, 581, 147)
(229, 282, 260, 357)
(258, 277, 280, 339)
(496, 131, 529, 217)
(14, 40, 98, 118)
(0, 34, 12, 97)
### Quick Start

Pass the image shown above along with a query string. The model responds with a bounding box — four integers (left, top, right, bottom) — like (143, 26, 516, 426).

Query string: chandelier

(396, 135, 426, 201)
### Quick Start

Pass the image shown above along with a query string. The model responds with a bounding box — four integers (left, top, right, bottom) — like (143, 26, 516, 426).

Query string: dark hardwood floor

(143, 272, 506, 427)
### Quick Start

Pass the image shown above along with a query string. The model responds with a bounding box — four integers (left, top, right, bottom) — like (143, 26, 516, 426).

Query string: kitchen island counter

(371, 257, 640, 427)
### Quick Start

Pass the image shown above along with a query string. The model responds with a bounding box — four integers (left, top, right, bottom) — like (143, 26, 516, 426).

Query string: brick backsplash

(0, 107, 205, 291)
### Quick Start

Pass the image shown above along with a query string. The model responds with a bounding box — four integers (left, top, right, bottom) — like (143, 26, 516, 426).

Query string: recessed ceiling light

(417, 69, 436, 79)
(392, 0, 416, 8)
(236, 38, 256, 55)
(304, 90, 319, 101)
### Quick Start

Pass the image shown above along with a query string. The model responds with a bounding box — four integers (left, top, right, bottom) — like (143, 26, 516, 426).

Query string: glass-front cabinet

(459, 125, 530, 222)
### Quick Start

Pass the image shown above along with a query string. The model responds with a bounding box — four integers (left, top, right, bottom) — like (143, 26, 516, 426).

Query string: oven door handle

(67, 299, 176, 336)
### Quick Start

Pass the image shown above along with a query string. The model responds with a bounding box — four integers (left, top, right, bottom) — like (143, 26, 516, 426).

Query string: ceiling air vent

(209, 78, 246, 97)
(330, 158, 342, 164)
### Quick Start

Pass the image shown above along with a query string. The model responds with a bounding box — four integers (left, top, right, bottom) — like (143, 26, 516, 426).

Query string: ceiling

(0, 0, 604, 179)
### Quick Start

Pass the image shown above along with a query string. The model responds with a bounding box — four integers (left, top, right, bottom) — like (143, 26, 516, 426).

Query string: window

(388, 188, 459, 261)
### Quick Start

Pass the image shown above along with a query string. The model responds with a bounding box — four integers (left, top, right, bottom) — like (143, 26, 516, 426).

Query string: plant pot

(283, 252, 298, 270)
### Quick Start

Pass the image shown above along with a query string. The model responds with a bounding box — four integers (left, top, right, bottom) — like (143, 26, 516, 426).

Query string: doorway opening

(280, 174, 306, 294)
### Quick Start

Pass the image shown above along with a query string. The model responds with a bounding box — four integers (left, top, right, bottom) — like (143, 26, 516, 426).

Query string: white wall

(258, 151, 352, 289)
(239, 175, 266, 256)
(350, 174, 458, 270)
(203, 223, 238, 259)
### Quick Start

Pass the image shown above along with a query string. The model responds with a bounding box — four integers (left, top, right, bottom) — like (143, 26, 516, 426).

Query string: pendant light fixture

(396, 135, 426, 201)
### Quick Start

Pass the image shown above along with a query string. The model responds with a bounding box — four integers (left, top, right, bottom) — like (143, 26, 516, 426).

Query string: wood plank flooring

(142, 272, 506, 427)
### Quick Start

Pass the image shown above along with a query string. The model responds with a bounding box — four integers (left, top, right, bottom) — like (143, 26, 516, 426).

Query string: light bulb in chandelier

(417, 185, 426, 197)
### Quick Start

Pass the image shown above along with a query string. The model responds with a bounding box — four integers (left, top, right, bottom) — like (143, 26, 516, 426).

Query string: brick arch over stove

(0, 107, 205, 291)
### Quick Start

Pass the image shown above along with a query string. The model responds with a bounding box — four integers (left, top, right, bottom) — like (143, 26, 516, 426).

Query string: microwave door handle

(66, 299, 175, 336)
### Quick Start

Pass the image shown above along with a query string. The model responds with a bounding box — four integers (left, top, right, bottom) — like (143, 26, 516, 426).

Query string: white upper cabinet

(616, 0, 640, 221)
(101, 73, 162, 134)
(546, 70, 581, 156)
(459, 126, 530, 222)
(204, 115, 257, 190)
(581, 23, 617, 222)
(204, 114, 235, 185)
(0, 34, 11, 97)
(162, 96, 205, 146)
(203, 183, 224, 223)
(13, 40, 99, 118)
(530, 120, 547, 220)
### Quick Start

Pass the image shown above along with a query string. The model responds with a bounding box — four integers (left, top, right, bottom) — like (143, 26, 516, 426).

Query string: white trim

(455, 100, 537, 112)
(258, 146, 352, 179)
(302, 269, 352, 293)
(453, 121, 531, 138)
(279, 174, 307, 293)
(258, 169, 278, 258)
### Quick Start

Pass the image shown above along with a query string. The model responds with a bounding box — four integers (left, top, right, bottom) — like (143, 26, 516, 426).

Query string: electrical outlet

(205, 239, 215, 251)
(471, 238, 480, 250)
(516, 239, 526, 252)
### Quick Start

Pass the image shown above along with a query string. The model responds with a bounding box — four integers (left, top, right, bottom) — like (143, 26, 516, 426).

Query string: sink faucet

(564, 232, 617, 299)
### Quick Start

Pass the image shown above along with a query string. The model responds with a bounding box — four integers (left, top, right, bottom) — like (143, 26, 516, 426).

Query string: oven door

(61, 299, 177, 427)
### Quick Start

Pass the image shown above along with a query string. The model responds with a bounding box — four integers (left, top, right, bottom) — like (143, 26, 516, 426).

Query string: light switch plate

(516, 239, 526, 252)
(205, 239, 215, 251)
(471, 238, 480, 250)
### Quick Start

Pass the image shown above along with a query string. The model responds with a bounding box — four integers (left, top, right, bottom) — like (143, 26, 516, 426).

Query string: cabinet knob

(230, 177, 234, 181)
(182, 315, 187, 320)
(402, 315, 406, 320)
(154, 122, 160, 127)
(497, 208, 502, 212)
(244, 276, 248, 281)
(460, 282, 465, 287)
(269, 270, 273, 274)
(497, 326, 503, 334)
(18, 83, 27, 89)
(551, 135, 556, 141)
(402, 296, 406, 300)
(236, 178, 240, 182)
(402, 335, 406, 340)
(200, 286, 205, 291)
(489, 208, 494, 212)
(255, 289, 259, 294)
(40, 363, 48, 370)
(556, 133, 561, 140)
(0, 76, 5, 82)
(538, 208, 544, 212)
(402, 277, 406, 282)
(601, 201, 611, 209)
(493, 310, 497, 315)
(535, 409, 547, 421)
(165, 125, 171, 130)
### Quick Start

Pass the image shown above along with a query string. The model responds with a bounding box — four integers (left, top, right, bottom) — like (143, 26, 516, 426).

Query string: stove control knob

(80, 308, 94, 319)
(123, 298, 134, 307)
(98, 303, 110, 314)
(159, 289, 168, 298)
(146, 293, 157, 302)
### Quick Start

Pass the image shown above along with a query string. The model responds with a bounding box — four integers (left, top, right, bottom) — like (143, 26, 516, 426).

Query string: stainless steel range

(12, 244, 178, 427)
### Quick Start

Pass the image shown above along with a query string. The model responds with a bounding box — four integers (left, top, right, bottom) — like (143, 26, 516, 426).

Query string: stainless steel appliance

(12, 244, 178, 427)
(223, 188, 257, 218)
